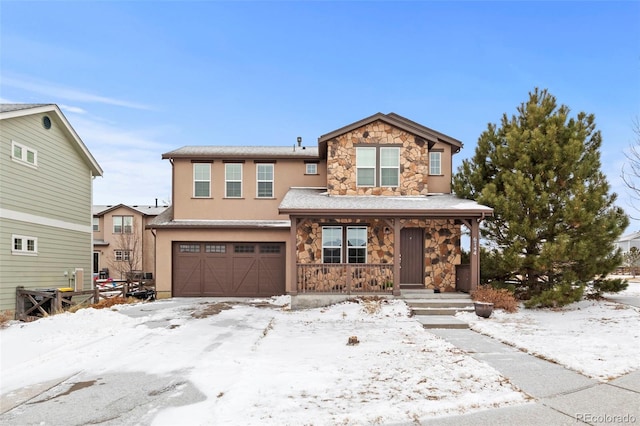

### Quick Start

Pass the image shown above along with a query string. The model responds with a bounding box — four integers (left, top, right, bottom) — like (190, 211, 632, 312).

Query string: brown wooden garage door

(172, 242, 285, 297)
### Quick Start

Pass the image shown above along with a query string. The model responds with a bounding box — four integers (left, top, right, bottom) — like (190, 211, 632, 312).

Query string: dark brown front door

(400, 228, 424, 285)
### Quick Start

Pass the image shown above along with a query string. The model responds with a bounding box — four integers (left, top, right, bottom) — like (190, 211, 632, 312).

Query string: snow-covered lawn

(458, 279, 640, 381)
(1, 297, 528, 425)
(2, 280, 638, 424)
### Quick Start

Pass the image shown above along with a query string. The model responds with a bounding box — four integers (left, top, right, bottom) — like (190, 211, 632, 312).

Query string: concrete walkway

(424, 328, 640, 425)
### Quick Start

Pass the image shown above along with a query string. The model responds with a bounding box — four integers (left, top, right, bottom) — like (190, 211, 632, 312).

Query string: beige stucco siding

(427, 142, 454, 194)
(172, 158, 326, 220)
(153, 227, 291, 298)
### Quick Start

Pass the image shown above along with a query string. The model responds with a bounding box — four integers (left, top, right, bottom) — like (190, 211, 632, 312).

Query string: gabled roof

(162, 146, 319, 160)
(0, 104, 103, 176)
(618, 231, 640, 242)
(317, 112, 463, 157)
(93, 204, 169, 216)
(279, 188, 493, 217)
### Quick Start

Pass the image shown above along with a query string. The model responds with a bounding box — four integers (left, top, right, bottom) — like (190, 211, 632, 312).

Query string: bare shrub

(0, 310, 14, 328)
(472, 285, 519, 313)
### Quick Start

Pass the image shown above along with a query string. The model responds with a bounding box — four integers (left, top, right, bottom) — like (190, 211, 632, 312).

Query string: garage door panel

(173, 242, 285, 297)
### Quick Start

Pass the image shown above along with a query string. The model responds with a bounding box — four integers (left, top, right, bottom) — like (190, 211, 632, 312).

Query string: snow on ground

(457, 279, 640, 381)
(1, 298, 528, 425)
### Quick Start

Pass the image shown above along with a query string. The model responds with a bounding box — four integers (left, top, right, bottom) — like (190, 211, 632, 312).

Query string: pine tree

(454, 88, 628, 297)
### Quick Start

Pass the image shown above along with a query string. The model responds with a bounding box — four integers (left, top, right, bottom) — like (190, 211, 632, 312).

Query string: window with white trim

(322, 226, 367, 264)
(113, 215, 133, 234)
(12, 235, 38, 255)
(380, 147, 400, 187)
(193, 163, 211, 198)
(11, 141, 38, 167)
(356, 147, 376, 186)
(114, 250, 131, 261)
(93, 217, 99, 231)
(225, 163, 242, 198)
(256, 163, 274, 198)
(429, 151, 442, 175)
(305, 163, 318, 175)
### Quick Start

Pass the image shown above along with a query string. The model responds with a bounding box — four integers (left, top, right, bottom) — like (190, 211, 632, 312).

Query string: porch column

(470, 218, 480, 292)
(289, 216, 298, 295)
(393, 218, 401, 296)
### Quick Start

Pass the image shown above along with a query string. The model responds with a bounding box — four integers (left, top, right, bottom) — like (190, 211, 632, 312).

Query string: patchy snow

(2, 283, 638, 424)
(1, 298, 527, 425)
(458, 280, 640, 381)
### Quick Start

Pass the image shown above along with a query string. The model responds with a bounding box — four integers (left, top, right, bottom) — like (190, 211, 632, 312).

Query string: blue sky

(1, 1, 639, 231)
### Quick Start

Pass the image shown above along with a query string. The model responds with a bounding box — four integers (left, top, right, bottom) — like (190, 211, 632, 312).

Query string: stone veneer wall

(326, 120, 430, 196)
(402, 219, 462, 291)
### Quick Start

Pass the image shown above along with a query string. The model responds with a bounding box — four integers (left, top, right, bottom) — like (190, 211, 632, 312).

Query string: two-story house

(0, 104, 103, 312)
(148, 113, 492, 306)
(92, 203, 169, 280)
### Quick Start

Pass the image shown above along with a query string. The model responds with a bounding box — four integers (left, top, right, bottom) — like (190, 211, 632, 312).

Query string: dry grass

(67, 296, 138, 313)
(0, 310, 14, 328)
(472, 286, 519, 313)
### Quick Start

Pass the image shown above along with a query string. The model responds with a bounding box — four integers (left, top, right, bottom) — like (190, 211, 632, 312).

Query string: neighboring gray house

(0, 104, 103, 312)
(615, 231, 640, 253)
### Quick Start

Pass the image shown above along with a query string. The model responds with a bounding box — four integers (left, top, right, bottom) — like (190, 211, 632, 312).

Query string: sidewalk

(424, 328, 640, 425)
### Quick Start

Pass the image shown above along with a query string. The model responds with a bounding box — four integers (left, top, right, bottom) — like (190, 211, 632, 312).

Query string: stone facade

(295, 218, 461, 292)
(326, 120, 430, 196)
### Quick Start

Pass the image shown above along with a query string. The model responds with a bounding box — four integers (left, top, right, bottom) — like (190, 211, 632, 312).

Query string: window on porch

(322, 226, 367, 264)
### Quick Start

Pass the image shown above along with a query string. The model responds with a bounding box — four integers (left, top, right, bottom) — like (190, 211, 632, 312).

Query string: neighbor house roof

(617, 231, 640, 242)
(146, 206, 290, 229)
(317, 112, 463, 156)
(162, 146, 319, 160)
(93, 204, 170, 216)
(0, 103, 103, 176)
(279, 187, 493, 217)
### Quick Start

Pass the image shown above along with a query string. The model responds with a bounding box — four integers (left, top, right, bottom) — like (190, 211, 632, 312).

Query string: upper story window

(12, 235, 38, 256)
(225, 163, 243, 198)
(113, 215, 133, 234)
(256, 163, 274, 198)
(429, 151, 442, 175)
(193, 163, 211, 198)
(380, 147, 400, 187)
(356, 147, 376, 187)
(356, 146, 400, 187)
(93, 217, 100, 232)
(322, 226, 367, 264)
(305, 163, 318, 175)
(11, 141, 38, 168)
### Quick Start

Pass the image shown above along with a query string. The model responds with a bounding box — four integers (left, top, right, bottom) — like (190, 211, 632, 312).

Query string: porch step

(400, 289, 471, 299)
(413, 315, 470, 329)
(406, 300, 474, 309)
(411, 306, 474, 316)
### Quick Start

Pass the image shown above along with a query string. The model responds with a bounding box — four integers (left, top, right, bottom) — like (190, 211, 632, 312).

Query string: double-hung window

(356, 146, 400, 187)
(380, 147, 400, 186)
(256, 163, 274, 198)
(12, 235, 38, 255)
(429, 151, 442, 175)
(356, 147, 376, 187)
(93, 217, 100, 232)
(115, 250, 131, 261)
(322, 226, 367, 263)
(113, 215, 133, 234)
(193, 163, 211, 198)
(225, 163, 243, 198)
(11, 141, 38, 167)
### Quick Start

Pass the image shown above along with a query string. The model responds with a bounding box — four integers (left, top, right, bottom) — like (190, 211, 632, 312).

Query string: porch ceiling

(279, 188, 493, 218)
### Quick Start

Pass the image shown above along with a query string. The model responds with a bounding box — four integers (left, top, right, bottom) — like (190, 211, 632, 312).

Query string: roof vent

(42, 116, 52, 129)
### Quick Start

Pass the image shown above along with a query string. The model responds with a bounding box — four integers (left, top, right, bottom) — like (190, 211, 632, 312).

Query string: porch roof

(146, 206, 291, 229)
(279, 188, 493, 218)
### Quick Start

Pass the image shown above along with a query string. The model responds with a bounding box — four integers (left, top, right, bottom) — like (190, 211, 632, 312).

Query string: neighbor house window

(322, 226, 368, 263)
(12, 235, 38, 255)
(93, 217, 100, 232)
(256, 163, 274, 198)
(113, 215, 133, 234)
(380, 147, 400, 187)
(225, 163, 243, 198)
(115, 250, 131, 261)
(193, 163, 211, 198)
(305, 163, 318, 175)
(11, 141, 38, 167)
(429, 151, 442, 175)
(356, 147, 376, 187)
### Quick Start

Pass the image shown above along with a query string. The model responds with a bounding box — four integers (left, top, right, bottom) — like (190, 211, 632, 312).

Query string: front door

(400, 228, 424, 285)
